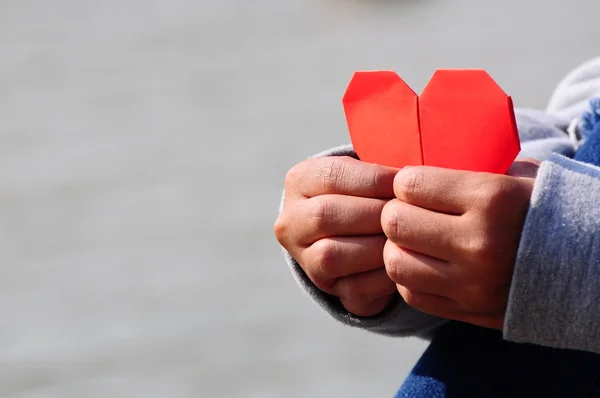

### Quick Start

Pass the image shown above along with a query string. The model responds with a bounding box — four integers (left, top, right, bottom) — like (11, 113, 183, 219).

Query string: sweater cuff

(504, 154, 600, 353)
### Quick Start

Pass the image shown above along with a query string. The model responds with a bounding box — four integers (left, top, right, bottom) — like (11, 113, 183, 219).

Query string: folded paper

(342, 70, 520, 174)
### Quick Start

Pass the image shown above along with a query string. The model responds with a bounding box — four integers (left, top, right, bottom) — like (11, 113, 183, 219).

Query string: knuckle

(459, 233, 501, 263)
(284, 162, 306, 189)
(318, 157, 348, 191)
(384, 247, 409, 285)
(274, 200, 312, 247)
(461, 234, 487, 255)
(308, 196, 333, 232)
(300, 252, 336, 294)
(311, 239, 340, 278)
(387, 264, 409, 287)
(311, 275, 335, 294)
(396, 168, 426, 198)
(381, 201, 405, 239)
(359, 163, 384, 192)
(273, 215, 289, 244)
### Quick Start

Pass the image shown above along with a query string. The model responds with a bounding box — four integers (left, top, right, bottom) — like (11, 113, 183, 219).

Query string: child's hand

(380, 160, 540, 329)
(274, 156, 400, 317)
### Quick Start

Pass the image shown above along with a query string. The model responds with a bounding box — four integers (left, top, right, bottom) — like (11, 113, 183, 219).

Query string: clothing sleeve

(504, 154, 600, 354)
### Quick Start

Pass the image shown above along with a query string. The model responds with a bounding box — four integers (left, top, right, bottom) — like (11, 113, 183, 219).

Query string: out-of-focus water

(0, 0, 599, 396)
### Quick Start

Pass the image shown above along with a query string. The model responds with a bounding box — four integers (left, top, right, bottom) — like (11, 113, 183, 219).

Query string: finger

(397, 285, 460, 316)
(393, 166, 486, 214)
(297, 235, 387, 290)
(291, 195, 387, 246)
(381, 199, 460, 261)
(397, 286, 504, 330)
(286, 156, 398, 199)
(340, 295, 395, 318)
(337, 268, 397, 316)
(383, 240, 452, 296)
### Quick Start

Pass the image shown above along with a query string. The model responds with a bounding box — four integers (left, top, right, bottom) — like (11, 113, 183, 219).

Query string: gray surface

(0, 0, 599, 397)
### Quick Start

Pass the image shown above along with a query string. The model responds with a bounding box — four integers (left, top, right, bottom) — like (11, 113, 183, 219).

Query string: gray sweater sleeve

(281, 145, 448, 337)
(504, 154, 600, 354)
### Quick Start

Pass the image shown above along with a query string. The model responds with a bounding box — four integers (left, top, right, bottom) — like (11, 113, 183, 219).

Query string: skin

(274, 156, 539, 327)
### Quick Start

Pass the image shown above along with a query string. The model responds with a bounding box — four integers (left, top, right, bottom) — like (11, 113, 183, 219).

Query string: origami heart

(342, 70, 520, 174)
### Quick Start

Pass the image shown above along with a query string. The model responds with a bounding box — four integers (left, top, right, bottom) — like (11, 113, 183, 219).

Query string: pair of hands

(274, 156, 539, 330)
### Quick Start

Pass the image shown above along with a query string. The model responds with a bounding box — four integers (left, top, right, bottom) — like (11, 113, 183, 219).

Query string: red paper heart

(342, 70, 520, 174)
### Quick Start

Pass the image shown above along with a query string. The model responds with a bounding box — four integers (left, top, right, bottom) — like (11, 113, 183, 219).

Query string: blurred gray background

(0, 0, 598, 397)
